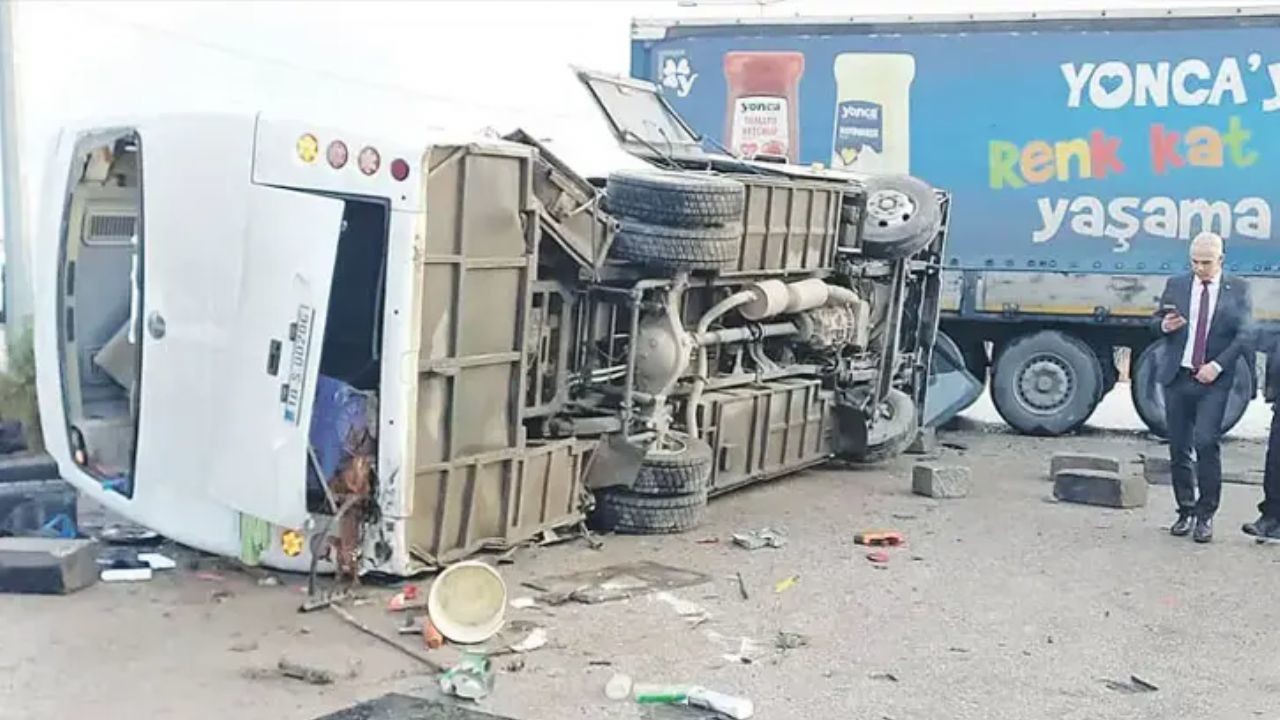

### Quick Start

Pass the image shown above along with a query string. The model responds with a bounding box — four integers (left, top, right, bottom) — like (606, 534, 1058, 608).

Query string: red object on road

(866, 551, 890, 564)
(423, 619, 444, 649)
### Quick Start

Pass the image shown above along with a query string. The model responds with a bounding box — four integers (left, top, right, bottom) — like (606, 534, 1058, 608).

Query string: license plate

(282, 304, 315, 425)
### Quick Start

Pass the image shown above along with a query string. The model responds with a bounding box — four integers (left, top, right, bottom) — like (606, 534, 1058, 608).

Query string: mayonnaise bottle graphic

(831, 53, 915, 173)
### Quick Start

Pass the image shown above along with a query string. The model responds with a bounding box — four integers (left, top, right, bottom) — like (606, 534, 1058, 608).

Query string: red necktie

(1192, 280, 1211, 369)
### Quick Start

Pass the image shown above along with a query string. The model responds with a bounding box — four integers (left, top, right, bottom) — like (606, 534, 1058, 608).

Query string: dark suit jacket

(1151, 273, 1253, 386)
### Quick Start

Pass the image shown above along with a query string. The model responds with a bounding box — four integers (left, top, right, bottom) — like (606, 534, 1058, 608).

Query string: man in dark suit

(1243, 329, 1280, 540)
(1153, 232, 1252, 543)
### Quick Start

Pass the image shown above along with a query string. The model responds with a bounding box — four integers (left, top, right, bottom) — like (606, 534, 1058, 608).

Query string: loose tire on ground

(588, 489, 707, 535)
(1130, 339, 1254, 438)
(612, 219, 741, 272)
(991, 330, 1103, 436)
(605, 169, 745, 228)
(629, 434, 713, 496)
(846, 389, 918, 464)
(858, 175, 943, 260)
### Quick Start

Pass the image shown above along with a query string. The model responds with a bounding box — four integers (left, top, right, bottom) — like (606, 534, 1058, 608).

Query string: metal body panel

(725, 175, 842, 276)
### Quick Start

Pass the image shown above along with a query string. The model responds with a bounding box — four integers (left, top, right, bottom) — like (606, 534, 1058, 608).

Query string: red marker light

(357, 146, 380, 176)
(390, 158, 410, 181)
(326, 140, 348, 169)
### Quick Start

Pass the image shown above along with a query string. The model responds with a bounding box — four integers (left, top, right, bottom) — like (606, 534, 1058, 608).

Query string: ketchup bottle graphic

(723, 51, 805, 161)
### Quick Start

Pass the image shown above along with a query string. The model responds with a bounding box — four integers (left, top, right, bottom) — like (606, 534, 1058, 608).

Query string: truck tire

(589, 489, 706, 535)
(629, 433, 713, 496)
(606, 169, 745, 228)
(612, 219, 741, 272)
(1130, 340, 1254, 438)
(991, 330, 1103, 436)
(858, 175, 942, 260)
(1096, 345, 1119, 399)
(847, 389, 918, 464)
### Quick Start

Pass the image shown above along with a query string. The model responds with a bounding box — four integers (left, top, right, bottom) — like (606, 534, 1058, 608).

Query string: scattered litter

(298, 626, 312, 635)
(229, 640, 259, 653)
(504, 658, 525, 673)
(137, 552, 176, 570)
(428, 561, 507, 643)
(775, 632, 808, 650)
(866, 551, 890, 565)
(605, 673, 633, 700)
(634, 684, 754, 719)
(422, 619, 444, 650)
(440, 654, 494, 700)
(1103, 675, 1159, 694)
(910, 555, 925, 562)
(655, 592, 710, 625)
(948, 646, 970, 654)
(735, 571, 749, 601)
(941, 441, 969, 451)
(352, 598, 374, 608)
(509, 597, 538, 610)
(299, 588, 355, 613)
(195, 571, 227, 583)
(256, 575, 281, 587)
(721, 636, 761, 664)
(695, 537, 720, 544)
(891, 513, 918, 521)
(211, 588, 234, 603)
(277, 658, 336, 686)
(732, 528, 787, 551)
(397, 616, 423, 636)
(388, 585, 424, 612)
(100, 559, 153, 583)
(774, 575, 799, 594)
(97, 524, 162, 545)
(508, 627, 548, 653)
(855, 530, 904, 546)
(869, 672, 899, 683)
(588, 659, 613, 667)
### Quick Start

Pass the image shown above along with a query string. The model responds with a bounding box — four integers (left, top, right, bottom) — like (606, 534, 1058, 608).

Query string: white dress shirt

(1181, 273, 1222, 369)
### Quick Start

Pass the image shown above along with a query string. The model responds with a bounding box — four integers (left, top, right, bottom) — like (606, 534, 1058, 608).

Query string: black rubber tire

(612, 219, 741, 272)
(588, 489, 707, 535)
(605, 169, 745, 228)
(991, 330, 1103, 436)
(1130, 339, 1254, 438)
(847, 389, 918, 465)
(630, 434, 713, 496)
(858, 175, 943, 260)
(1096, 345, 1119, 399)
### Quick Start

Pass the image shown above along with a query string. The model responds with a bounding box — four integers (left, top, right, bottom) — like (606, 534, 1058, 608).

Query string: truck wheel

(1097, 346, 1119, 399)
(991, 330, 1102, 436)
(847, 389, 918, 464)
(1130, 339, 1254, 438)
(588, 489, 706, 535)
(629, 433, 713, 496)
(858, 175, 942, 260)
(613, 219, 740, 272)
(606, 169, 745, 228)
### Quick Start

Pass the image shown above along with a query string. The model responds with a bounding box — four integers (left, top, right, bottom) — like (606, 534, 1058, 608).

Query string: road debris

(256, 575, 280, 587)
(866, 551, 890, 565)
(508, 627, 549, 653)
(732, 528, 787, 550)
(605, 673, 634, 700)
(396, 616, 423, 636)
(229, 640, 259, 653)
(735, 571, 749, 600)
(774, 575, 799, 593)
(276, 658, 337, 685)
(912, 463, 972, 499)
(440, 654, 494, 700)
(137, 552, 176, 570)
(96, 524, 162, 545)
(211, 588, 234, 603)
(428, 560, 507, 643)
(1103, 675, 1159, 694)
(634, 684, 754, 719)
(509, 597, 538, 610)
(721, 636, 761, 664)
(388, 585, 425, 612)
(695, 536, 720, 544)
(869, 672, 900, 682)
(422, 619, 444, 649)
(504, 658, 525, 673)
(655, 591, 710, 625)
(195, 571, 227, 583)
(776, 632, 809, 650)
(855, 530, 904, 546)
(100, 558, 153, 583)
(328, 604, 444, 673)
(532, 561, 710, 606)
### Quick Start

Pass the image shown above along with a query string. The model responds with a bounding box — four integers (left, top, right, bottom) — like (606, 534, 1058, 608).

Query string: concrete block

(1049, 453, 1121, 480)
(1053, 469, 1148, 509)
(1143, 455, 1173, 486)
(0, 537, 99, 594)
(912, 463, 971, 499)
(905, 427, 937, 456)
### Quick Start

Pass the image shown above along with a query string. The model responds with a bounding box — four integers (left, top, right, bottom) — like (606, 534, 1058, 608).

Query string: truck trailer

(631, 7, 1280, 437)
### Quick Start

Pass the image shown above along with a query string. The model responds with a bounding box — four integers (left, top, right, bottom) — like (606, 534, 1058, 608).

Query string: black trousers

(1165, 371, 1231, 518)
(1261, 405, 1280, 520)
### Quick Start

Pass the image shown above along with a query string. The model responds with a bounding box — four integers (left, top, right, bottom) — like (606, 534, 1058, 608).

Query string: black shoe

(1171, 515, 1194, 537)
(1194, 516, 1214, 544)
(1243, 516, 1280, 539)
